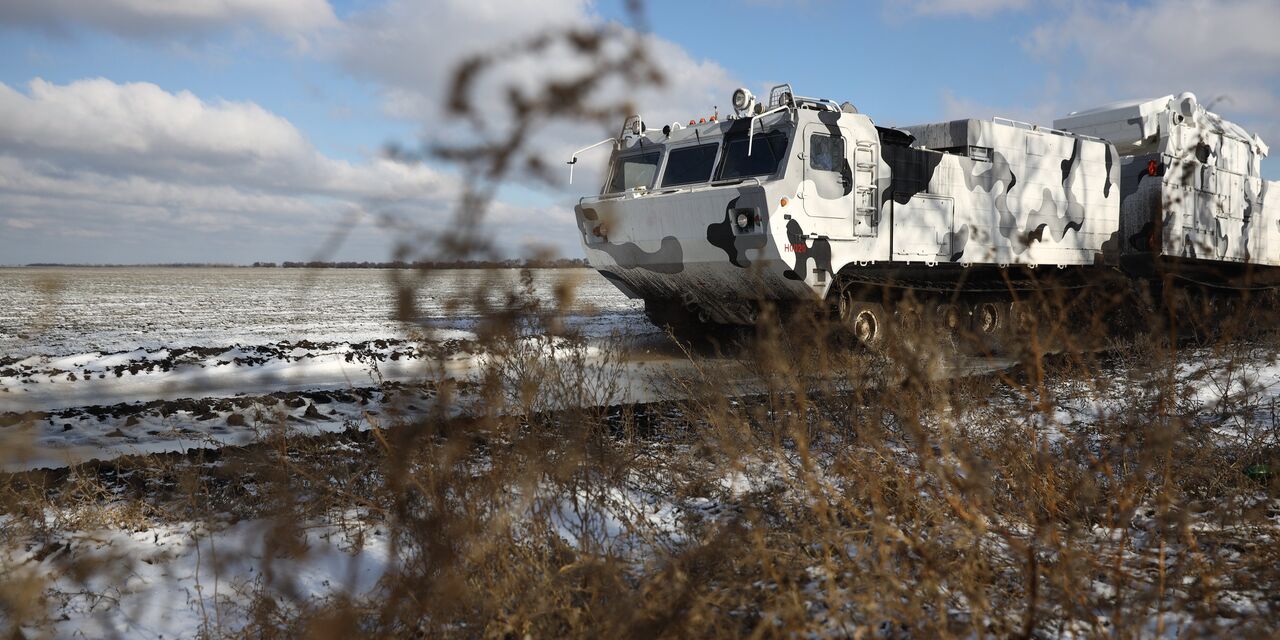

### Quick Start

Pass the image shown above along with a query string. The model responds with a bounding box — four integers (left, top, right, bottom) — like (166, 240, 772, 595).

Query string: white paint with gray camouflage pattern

(574, 89, 1278, 324)
(1055, 93, 1280, 267)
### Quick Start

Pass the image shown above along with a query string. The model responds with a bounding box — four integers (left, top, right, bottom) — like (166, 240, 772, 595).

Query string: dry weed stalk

(1, 4, 1278, 638)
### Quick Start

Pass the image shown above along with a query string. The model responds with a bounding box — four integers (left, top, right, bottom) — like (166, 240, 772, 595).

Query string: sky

(1, 0, 1278, 265)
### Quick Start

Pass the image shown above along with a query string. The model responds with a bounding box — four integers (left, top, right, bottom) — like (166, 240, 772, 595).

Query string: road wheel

(839, 294, 885, 347)
(892, 300, 925, 339)
(936, 303, 965, 335)
(1009, 301, 1035, 334)
(974, 302, 1003, 335)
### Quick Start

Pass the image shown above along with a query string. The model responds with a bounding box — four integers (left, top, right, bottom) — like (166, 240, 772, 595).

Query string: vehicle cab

(572, 84, 884, 325)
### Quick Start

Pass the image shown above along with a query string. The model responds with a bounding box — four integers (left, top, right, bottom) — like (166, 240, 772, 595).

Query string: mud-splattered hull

(576, 184, 817, 323)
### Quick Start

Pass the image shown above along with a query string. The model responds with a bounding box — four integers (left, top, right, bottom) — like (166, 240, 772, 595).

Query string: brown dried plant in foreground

(2, 6, 1279, 638)
(3, 270, 1279, 638)
(248, 285, 1280, 638)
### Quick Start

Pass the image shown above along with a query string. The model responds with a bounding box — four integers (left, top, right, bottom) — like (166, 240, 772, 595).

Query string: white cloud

(939, 0, 1280, 177)
(0, 77, 589, 263)
(0, 78, 503, 263)
(324, 0, 742, 189)
(900, 0, 1030, 17)
(1022, 0, 1280, 120)
(1053, 0, 1280, 173)
(0, 0, 337, 40)
(0, 78, 447, 199)
(0, 1, 752, 260)
(5, 217, 38, 230)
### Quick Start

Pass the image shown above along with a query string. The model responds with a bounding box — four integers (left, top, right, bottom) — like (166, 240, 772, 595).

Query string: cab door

(800, 123, 864, 239)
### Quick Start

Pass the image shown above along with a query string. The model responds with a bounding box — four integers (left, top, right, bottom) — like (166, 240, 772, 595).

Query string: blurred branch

(387, 3, 662, 265)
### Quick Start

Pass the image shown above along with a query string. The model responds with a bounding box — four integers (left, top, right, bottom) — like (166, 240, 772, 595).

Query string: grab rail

(578, 177, 765, 205)
(566, 137, 618, 185)
(992, 117, 1104, 143)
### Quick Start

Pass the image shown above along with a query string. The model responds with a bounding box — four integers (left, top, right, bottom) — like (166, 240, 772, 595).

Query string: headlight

(735, 212, 750, 229)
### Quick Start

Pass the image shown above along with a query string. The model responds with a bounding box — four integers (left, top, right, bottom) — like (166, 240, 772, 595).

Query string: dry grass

(2, 5, 1279, 637)
(1, 280, 1278, 638)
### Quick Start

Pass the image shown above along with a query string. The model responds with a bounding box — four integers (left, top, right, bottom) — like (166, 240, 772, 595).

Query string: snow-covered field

(0, 266, 664, 635)
(0, 267, 647, 358)
(0, 267, 675, 469)
(6, 514, 390, 638)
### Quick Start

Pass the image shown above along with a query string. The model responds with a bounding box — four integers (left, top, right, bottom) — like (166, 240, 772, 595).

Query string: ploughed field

(0, 266, 1025, 469)
(0, 266, 647, 359)
(0, 267, 660, 468)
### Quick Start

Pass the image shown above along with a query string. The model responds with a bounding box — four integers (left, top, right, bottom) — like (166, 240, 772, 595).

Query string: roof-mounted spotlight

(620, 114, 645, 138)
(732, 87, 756, 117)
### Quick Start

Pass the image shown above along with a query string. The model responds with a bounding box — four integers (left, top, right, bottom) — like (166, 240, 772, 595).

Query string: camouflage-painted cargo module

(1054, 93, 1280, 270)
(571, 85, 1280, 330)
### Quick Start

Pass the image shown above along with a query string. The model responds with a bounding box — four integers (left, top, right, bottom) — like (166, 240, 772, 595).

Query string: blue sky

(1, 0, 1277, 264)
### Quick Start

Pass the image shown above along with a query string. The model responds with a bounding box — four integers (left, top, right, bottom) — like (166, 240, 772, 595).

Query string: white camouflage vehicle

(571, 85, 1280, 342)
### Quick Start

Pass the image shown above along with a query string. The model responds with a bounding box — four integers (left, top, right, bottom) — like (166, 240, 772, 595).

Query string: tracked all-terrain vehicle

(570, 85, 1280, 344)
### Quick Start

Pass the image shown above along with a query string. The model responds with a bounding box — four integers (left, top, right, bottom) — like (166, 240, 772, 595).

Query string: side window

(809, 133, 844, 172)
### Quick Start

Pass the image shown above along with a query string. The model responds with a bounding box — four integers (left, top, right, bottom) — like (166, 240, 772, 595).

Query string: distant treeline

(20, 259, 589, 269)
(23, 262, 239, 268)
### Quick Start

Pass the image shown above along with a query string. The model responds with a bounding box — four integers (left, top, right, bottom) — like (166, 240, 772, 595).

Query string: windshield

(607, 151, 661, 193)
(661, 143, 719, 187)
(717, 129, 789, 180)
